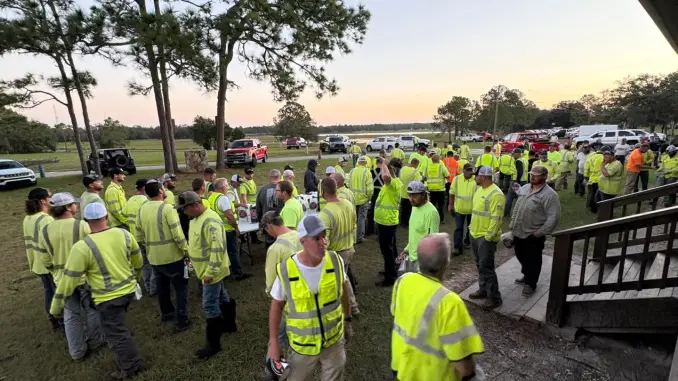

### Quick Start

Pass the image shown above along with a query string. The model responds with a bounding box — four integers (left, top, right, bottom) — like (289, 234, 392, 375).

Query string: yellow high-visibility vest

(277, 251, 345, 356)
(104, 182, 127, 227)
(318, 199, 356, 251)
(498, 155, 516, 176)
(347, 166, 373, 206)
(208, 192, 237, 232)
(398, 166, 421, 199)
(425, 162, 447, 191)
(449, 176, 477, 215)
(188, 208, 231, 283)
(469, 184, 505, 242)
(135, 201, 188, 265)
(374, 178, 403, 226)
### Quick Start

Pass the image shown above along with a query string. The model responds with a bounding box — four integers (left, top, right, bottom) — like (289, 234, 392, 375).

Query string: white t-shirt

(577, 152, 589, 174)
(217, 195, 231, 213)
(270, 254, 346, 301)
(614, 144, 631, 157)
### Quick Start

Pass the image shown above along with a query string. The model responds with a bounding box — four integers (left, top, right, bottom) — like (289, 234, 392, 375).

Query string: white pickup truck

(397, 134, 430, 151)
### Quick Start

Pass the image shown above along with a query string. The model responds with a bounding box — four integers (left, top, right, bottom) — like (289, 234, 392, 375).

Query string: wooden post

(546, 234, 574, 326)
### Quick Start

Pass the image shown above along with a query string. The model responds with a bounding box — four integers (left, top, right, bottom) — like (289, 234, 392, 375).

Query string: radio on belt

(298, 192, 319, 214)
(237, 203, 258, 223)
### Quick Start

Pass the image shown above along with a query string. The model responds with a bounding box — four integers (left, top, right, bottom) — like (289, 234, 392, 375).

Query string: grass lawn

(0, 157, 599, 381)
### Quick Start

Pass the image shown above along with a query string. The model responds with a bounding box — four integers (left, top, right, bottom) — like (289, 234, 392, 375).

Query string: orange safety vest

(442, 157, 458, 183)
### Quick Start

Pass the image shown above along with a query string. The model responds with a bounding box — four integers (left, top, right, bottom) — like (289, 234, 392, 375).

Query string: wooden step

(638, 253, 678, 298)
(591, 258, 636, 301)
(610, 259, 644, 300)
(569, 262, 615, 302)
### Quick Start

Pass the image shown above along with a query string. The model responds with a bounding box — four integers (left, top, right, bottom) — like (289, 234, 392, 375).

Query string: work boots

(195, 318, 222, 360)
(219, 299, 237, 333)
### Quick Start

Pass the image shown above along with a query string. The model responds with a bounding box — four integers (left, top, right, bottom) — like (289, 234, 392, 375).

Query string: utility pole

(492, 95, 499, 137)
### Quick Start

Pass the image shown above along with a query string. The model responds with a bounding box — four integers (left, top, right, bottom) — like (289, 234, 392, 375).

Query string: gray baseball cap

(406, 181, 426, 194)
(297, 215, 329, 239)
(176, 191, 201, 210)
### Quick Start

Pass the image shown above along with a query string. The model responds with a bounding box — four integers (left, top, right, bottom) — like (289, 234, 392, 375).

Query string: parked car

(501, 132, 557, 153)
(397, 135, 430, 151)
(88, 148, 137, 176)
(286, 137, 308, 149)
(366, 136, 398, 152)
(225, 138, 268, 167)
(573, 130, 640, 148)
(577, 124, 618, 137)
(0, 159, 37, 188)
(628, 129, 666, 142)
(459, 133, 484, 142)
(320, 136, 350, 153)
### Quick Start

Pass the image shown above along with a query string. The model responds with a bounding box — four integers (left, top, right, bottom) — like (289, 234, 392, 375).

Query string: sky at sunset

(2, 0, 677, 128)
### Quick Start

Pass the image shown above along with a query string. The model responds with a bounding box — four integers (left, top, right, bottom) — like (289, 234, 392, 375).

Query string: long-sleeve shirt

(188, 208, 230, 283)
(510, 184, 561, 239)
(37, 218, 90, 286)
(104, 182, 127, 227)
(255, 182, 282, 221)
(469, 184, 505, 242)
(404, 202, 440, 261)
(304, 170, 319, 193)
(515, 159, 524, 182)
(135, 200, 188, 265)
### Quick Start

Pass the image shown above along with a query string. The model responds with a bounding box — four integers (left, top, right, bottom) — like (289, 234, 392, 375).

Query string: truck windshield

(329, 137, 343, 142)
(230, 140, 253, 148)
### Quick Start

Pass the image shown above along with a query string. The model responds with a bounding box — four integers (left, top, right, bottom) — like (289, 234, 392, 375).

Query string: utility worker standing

(347, 156, 373, 244)
(135, 179, 191, 332)
(598, 150, 624, 200)
(367, 156, 385, 236)
(498, 151, 517, 193)
(584, 144, 605, 213)
(373, 161, 403, 287)
(455, 153, 468, 176)
(397, 158, 421, 227)
(660, 145, 678, 207)
(409, 145, 430, 174)
(318, 178, 360, 315)
(536, 150, 557, 188)
(432, 142, 442, 156)
(37, 193, 104, 360)
(23, 187, 59, 331)
(390, 142, 406, 161)
(505, 149, 528, 218)
(50, 202, 144, 380)
(104, 168, 127, 228)
(331, 172, 356, 206)
(178, 191, 237, 360)
(277, 180, 305, 230)
(442, 151, 459, 200)
(555, 144, 575, 191)
(121, 179, 153, 294)
(399, 181, 440, 273)
(203, 167, 216, 194)
(267, 215, 353, 381)
(475, 145, 498, 171)
(334, 156, 348, 176)
(228, 175, 244, 208)
(492, 139, 502, 158)
(460, 142, 472, 161)
(192, 178, 213, 208)
(349, 141, 362, 168)
(80, 174, 104, 214)
(210, 178, 252, 281)
(547, 143, 562, 165)
(240, 168, 257, 205)
(448, 163, 478, 255)
(161, 173, 178, 206)
(425, 153, 450, 224)
(391, 234, 484, 381)
(468, 166, 505, 309)
(282, 170, 299, 198)
(319, 166, 336, 211)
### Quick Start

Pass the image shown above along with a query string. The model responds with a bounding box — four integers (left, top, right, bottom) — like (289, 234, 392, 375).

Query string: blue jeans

(152, 259, 189, 325)
(38, 274, 56, 319)
(226, 230, 243, 276)
(454, 213, 472, 249)
(64, 285, 105, 359)
(202, 280, 230, 319)
(140, 245, 156, 294)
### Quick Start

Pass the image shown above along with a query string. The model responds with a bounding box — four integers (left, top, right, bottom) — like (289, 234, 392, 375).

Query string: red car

(501, 132, 558, 153)
(225, 139, 268, 167)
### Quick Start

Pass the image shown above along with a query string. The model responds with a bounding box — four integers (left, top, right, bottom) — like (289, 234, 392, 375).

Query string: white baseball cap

(49, 192, 76, 207)
(326, 166, 336, 174)
(83, 202, 107, 220)
(231, 174, 244, 183)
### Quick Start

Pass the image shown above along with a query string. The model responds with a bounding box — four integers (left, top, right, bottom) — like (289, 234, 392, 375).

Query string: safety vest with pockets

(498, 155, 516, 176)
(348, 166, 373, 206)
(425, 162, 447, 191)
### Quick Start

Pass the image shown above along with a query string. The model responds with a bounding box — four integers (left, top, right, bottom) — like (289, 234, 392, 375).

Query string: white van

(577, 125, 618, 137)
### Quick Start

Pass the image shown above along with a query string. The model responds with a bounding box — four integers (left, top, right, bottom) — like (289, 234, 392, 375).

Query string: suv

(88, 148, 136, 176)
(366, 136, 397, 152)
(397, 135, 430, 151)
(320, 136, 350, 153)
(286, 137, 308, 149)
(0, 159, 37, 188)
(574, 130, 640, 148)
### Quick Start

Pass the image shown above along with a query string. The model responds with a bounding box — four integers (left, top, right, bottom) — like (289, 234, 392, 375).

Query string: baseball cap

(82, 174, 100, 188)
(135, 178, 148, 190)
(338, 156, 347, 163)
(358, 156, 368, 164)
(538, 150, 548, 155)
(603, 151, 613, 156)
(600, 145, 612, 152)
(244, 168, 254, 175)
(512, 148, 523, 154)
(282, 170, 294, 178)
(284, 165, 295, 171)
(477, 166, 494, 177)
(176, 191, 201, 210)
(231, 174, 244, 183)
(83, 202, 107, 220)
(109, 167, 126, 177)
(297, 215, 329, 239)
(49, 192, 76, 207)
(160, 173, 177, 183)
(463, 163, 474, 170)
(406, 181, 426, 194)
(667, 145, 678, 152)
(326, 166, 335, 174)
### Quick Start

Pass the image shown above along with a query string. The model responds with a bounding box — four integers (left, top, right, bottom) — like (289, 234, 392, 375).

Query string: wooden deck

(459, 255, 582, 324)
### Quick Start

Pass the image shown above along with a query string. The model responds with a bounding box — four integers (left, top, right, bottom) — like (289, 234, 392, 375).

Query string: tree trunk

(154, 0, 178, 173)
(137, 0, 173, 173)
(56, 59, 87, 175)
(215, 34, 235, 170)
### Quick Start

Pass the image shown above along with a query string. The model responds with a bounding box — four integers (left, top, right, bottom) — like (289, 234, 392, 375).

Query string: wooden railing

(593, 181, 678, 259)
(546, 206, 678, 326)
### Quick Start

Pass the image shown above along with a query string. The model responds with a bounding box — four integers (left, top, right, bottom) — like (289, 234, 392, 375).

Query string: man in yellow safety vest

(660, 145, 678, 207)
(349, 142, 362, 167)
(38, 192, 104, 360)
(268, 215, 353, 381)
(475, 145, 498, 171)
(498, 151, 517, 193)
(80, 174, 104, 214)
(334, 156, 347, 175)
(460, 142, 472, 161)
(161, 173, 178, 206)
(374, 160, 403, 287)
(467, 166, 505, 309)
(211, 178, 252, 281)
(135, 180, 190, 332)
(399, 181, 440, 273)
(104, 167, 127, 228)
(598, 150, 624, 200)
(390, 142, 406, 161)
(121, 179, 154, 294)
(347, 156, 373, 243)
(537, 150, 557, 188)
(425, 152, 450, 224)
(391, 233, 484, 381)
(331, 172, 356, 206)
(51, 202, 144, 379)
(397, 158, 421, 227)
(584, 143, 605, 213)
(448, 163, 478, 255)
(409, 145, 430, 174)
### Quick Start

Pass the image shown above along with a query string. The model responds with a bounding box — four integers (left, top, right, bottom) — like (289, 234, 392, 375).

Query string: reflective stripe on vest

(392, 276, 478, 359)
(471, 188, 502, 220)
(189, 217, 226, 267)
(40, 220, 82, 266)
(426, 163, 445, 190)
(319, 208, 356, 243)
(454, 178, 474, 201)
(82, 231, 137, 295)
(499, 156, 514, 174)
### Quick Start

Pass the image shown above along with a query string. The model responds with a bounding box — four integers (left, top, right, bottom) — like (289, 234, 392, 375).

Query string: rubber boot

(195, 318, 222, 359)
(220, 299, 237, 333)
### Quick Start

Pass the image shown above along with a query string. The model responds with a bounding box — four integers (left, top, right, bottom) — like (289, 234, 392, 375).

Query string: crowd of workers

(19, 133, 673, 380)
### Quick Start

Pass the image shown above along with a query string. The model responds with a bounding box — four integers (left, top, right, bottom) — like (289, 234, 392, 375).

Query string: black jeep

(87, 148, 137, 176)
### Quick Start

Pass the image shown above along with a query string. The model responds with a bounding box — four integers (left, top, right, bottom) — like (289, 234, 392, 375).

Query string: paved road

(44, 150, 485, 178)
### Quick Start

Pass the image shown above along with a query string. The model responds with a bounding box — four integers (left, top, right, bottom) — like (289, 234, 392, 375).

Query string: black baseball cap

(244, 168, 254, 175)
(109, 167, 127, 177)
(284, 165, 294, 171)
(135, 178, 148, 190)
(83, 174, 101, 188)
